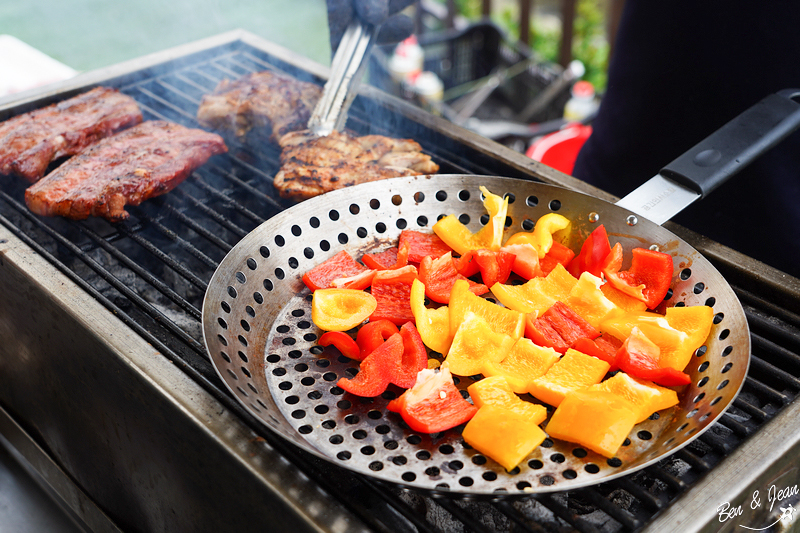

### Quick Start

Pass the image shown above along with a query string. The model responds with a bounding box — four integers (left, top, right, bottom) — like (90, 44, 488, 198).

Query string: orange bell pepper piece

(311, 288, 377, 331)
(566, 272, 618, 328)
(462, 404, 548, 471)
(660, 305, 715, 372)
(546, 389, 638, 458)
(481, 337, 560, 394)
(448, 279, 525, 339)
(468, 375, 547, 423)
(528, 347, 610, 406)
(490, 263, 578, 315)
(588, 371, 679, 423)
(446, 311, 515, 376)
(600, 310, 690, 368)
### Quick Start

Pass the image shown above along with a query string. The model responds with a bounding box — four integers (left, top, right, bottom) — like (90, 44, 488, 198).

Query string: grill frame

(0, 29, 799, 532)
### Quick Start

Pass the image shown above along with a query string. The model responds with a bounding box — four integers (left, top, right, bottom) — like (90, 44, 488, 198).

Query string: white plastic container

(563, 80, 599, 121)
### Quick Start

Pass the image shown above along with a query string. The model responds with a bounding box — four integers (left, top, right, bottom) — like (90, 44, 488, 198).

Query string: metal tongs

(308, 21, 378, 136)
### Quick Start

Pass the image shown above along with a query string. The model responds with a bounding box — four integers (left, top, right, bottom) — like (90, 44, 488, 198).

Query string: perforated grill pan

(201, 174, 750, 495)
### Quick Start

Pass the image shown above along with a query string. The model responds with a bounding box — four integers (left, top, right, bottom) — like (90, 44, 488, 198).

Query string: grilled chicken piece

(196, 70, 322, 141)
(273, 130, 439, 201)
(25, 121, 227, 221)
(0, 87, 143, 182)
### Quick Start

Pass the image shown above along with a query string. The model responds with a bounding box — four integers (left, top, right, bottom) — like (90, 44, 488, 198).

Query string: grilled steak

(196, 70, 322, 141)
(25, 121, 227, 221)
(0, 86, 143, 182)
(273, 130, 439, 201)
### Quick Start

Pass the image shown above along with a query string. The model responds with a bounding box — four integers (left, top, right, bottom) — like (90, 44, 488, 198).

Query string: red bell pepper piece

(355, 320, 400, 361)
(454, 249, 516, 286)
(399, 230, 453, 263)
(525, 301, 599, 353)
(337, 333, 404, 396)
(615, 327, 691, 387)
(330, 269, 376, 291)
(539, 241, 576, 275)
(419, 252, 487, 304)
(318, 331, 361, 360)
(362, 241, 410, 270)
(572, 336, 619, 371)
(602, 244, 674, 309)
(302, 250, 368, 292)
(369, 265, 418, 325)
(567, 224, 612, 278)
(500, 243, 543, 280)
(395, 322, 429, 389)
(387, 366, 477, 433)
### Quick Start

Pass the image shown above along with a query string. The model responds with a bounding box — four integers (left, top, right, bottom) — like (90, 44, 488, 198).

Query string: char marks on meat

(0, 86, 143, 182)
(196, 70, 322, 141)
(273, 130, 439, 201)
(25, 121, 227, 221)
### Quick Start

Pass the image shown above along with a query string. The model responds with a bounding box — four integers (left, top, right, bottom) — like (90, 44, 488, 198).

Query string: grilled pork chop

(196, 70, 322, 141)
(0, 86, 142, 182)
(273, 130, 439, 201)
(25, 121, 227, 221)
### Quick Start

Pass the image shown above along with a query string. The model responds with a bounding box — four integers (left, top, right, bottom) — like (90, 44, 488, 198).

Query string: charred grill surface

(196, 70, 323, 140)
(25, 120, 227, 221)
(0, 86, 143, 182)
(274, 129, 439, 200)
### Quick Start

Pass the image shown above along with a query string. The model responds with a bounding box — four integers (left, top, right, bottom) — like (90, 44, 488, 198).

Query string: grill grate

(1, 39, 800, 532)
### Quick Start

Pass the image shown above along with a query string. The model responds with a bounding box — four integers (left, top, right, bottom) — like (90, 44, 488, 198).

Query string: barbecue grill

(1, 30, 800, 532)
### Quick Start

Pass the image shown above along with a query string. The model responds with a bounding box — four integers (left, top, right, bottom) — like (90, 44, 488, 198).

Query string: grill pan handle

(660, 88, 800, 196)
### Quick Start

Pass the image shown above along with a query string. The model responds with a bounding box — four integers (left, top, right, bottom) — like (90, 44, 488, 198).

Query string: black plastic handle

(660, 89, 800, 197)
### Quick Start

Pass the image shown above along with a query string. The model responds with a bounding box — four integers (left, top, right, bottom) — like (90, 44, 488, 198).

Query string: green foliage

(571, 0, 609, 91)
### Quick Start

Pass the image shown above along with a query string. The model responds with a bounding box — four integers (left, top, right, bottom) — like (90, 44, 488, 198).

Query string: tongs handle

(308, 21, 378, 136)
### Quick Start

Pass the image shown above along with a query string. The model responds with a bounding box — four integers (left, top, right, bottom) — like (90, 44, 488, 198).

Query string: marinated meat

(273, 130, 439, 201)
(196, 70, 322, 141)
(25, 121, 227, 221)
(0, 86, 143, 182)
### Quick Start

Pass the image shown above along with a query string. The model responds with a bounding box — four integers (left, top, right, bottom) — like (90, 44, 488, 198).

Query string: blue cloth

(572, 1, 800, 279)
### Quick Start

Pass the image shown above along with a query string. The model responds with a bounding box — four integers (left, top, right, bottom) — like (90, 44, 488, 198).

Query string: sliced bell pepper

(615, 327, 691, 386)
(302, 250, 368, 292)
(362, 241, 410, 270)
(539, 241, 576, 276)
(599, 310, 690, 369)
(369, 265, 418, 326)
(418, 252, 486, 304)
(330, 269, 376, 290)
(505, 213, 571, 258)
(588, 371, 679, 423)
(467, 375, 547, 423)
(525, 301, 599, 354)
(318, 331, 361, 360)
(499, 243, 542, 280)
(355, 319, 400, 361)
(659, 305, 714, 372)
(462, 404, 547, 471)
(449, 279, 525, 339)
(398, 229, 452, 263)
(600, 281, 648, 313)
(602, 244, 674, 310)
(565, 272, 618, 328)
(455, 248, 516, 286)
(395, 322, 429, 389)
(311, 288, 377, 332)
(567, 224, 612, 278)
(432, 186, 508, 254)
(528, 347, 611, 406)
(446, 311, 516, 376)
(546, 389, 639, 458)
(337, 332, 403, 396)
(571, 334, 621, 371)
(491, 263, 578, 315)
(482, 337, 560, 394)
(387, 365, 477, 433)
(409, 278, 452, 354)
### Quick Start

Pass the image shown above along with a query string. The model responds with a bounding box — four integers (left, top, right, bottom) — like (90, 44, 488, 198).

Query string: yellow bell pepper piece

(468, 375, 548, 423)
(600, 282, 648, 313)
(566, 272, 618, 328)
(446, 311, 515, 376)
(449, 279, 525, 339)
(505, 213, 571, 258)
(588, 371, 679, 423)
(490, 263, 578, 315)
(481, 338, 560, 394)
(546, 390, 638, 458)
(409, 278, 452, 355)
(311, 288, 377, 331)
(462, 405, 547, 471)
(599, 311, 690, 368)
(660, 305, 715, 372)
(432, 186, 508, 254)
(528, 348, 610, 407)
